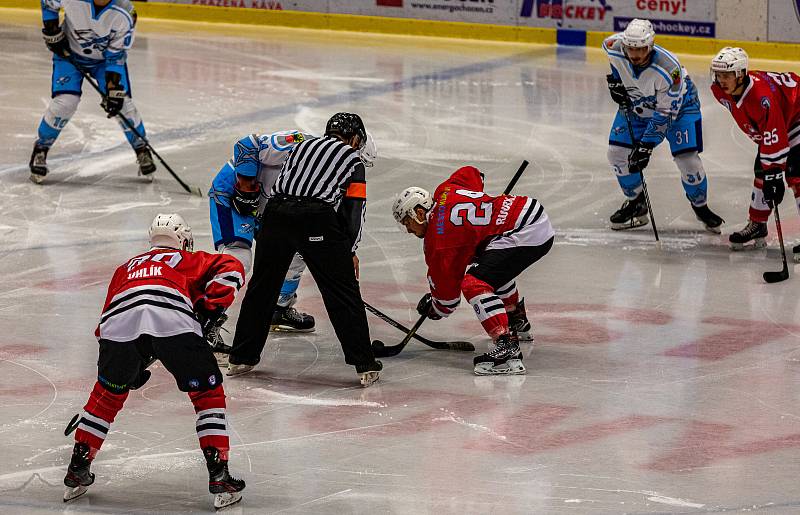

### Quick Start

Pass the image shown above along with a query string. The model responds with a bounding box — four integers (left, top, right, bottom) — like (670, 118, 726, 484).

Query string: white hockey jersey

(42, 0, 136, 72)
(209, 131, 315, 213)
(602, 34, 699, 145)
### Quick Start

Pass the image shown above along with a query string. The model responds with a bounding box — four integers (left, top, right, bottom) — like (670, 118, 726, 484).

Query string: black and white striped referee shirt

(271, 135, 368, 253)
(272, 136, 364, 205)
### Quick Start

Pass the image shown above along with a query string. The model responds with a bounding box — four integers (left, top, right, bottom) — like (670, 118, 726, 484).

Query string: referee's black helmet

(325, 113, 367, 143)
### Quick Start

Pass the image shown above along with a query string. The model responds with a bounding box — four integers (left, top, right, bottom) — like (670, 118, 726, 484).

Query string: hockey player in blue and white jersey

(603, 19, 724, 232)
(206, 130, 377, 351)
(30, 0, 154, 184)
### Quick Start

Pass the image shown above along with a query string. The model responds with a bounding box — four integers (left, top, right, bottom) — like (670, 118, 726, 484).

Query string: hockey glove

(197, 306, 225, 338)
(416, 293, 442, 320)
(628, 141, 654, 172)
(606, 74, 631, 110)
(101, 72, 125, 118)
(762, 170, 785, 207)
(42, 20, 69, 57)
(232, 186, 260, 217)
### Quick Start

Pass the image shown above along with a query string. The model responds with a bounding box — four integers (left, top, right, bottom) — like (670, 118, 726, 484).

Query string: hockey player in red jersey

(62, 213, 246, 509)
(710, 47, 800, 259)
(393, 166, 554, 375)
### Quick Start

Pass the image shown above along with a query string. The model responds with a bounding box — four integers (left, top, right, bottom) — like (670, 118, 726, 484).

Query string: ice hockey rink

(2, 8, 800, 514)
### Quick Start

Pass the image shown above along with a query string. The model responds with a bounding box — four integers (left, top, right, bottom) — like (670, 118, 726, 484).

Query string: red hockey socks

(749, 177, 771, 223)
(190, 385, 230, 460)
(75, 381, 129, 457)
(462, 274, 509, 339)
(495, 280, 520, 312)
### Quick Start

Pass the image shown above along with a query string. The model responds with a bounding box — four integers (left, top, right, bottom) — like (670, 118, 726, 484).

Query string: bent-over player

(710, 47, 800, 258)
(393, 165, 554, 375)
(62, 214, 246, 509)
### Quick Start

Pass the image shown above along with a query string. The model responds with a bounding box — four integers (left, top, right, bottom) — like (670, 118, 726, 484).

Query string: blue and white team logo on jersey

(56, 75, 71, 86)
(74, 29, 112, 53)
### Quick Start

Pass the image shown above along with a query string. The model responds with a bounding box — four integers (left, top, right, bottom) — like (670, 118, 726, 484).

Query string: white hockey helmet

(710, 47, 749, 80)
(149, 213, 193, 252)
(622, 19, 655, 50)
(392, 187, 433, 225)
(359, 131, 377, 168)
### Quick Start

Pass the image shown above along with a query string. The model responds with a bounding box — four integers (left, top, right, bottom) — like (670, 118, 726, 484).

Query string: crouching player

(393, 166, 554, 375)
(62, 214, 246, 509)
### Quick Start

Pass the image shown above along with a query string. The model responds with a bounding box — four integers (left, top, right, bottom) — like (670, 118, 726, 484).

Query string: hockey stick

(370, 160, 530, 358)
(70, 60, 204, 197)
(64, 357, 158, 436)
(372, 313, 429, 358)
(621, 108, 660, 242)
(764, 202, 789, 283)
(364, 301, 474, 352)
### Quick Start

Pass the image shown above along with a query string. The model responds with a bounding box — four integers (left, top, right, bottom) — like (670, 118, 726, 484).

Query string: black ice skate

(205, 313, 232, 365)
(270, 306, 315, 333)
(29, 144, 49, 184)
(356, 360, 382, 387)
(692, 204, 725, 234)
(794, 244, 800, 264)
(610, 192, 649, 230)
(507, 299, 533, 343)
(729, 221, 767, 250)
(63, 442, 95, 502)
(204, 447, 245, 509)
(135, 147, 156, 180)
(473, 333, 526, 376)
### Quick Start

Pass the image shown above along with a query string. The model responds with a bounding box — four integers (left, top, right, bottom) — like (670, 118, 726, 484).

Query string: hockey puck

(371, 339, 385, 351)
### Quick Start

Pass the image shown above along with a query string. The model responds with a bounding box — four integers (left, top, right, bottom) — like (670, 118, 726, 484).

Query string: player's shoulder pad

(107, 0, 137, 26)
(270, 130, 314, 151)
(602, 34, 624, 55)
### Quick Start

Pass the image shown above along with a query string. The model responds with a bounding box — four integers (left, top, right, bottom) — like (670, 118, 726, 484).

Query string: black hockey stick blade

(364, 301, 473, 351)
(70, 59, 204, 197)
(764, 203, 790, 283)
(371, 313, 427, 357)
(64, 413, 80, 436)
(763, 268, 789, 283)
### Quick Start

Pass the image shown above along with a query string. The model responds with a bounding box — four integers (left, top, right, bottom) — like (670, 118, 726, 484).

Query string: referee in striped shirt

(227, 113, 382, 387)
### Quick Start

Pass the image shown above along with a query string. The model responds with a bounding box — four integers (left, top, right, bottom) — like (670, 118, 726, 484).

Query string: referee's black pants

(229, 198, 375, 368)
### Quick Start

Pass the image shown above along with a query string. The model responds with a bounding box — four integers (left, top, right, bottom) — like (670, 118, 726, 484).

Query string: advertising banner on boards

(517, 0, 715, 38)
(767, 0, 800, 43)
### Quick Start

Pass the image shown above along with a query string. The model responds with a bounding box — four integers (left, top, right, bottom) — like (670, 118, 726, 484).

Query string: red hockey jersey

(96, 248, 245, 342)
(711, 71, 800, 172)
(423, 166, 553, 318)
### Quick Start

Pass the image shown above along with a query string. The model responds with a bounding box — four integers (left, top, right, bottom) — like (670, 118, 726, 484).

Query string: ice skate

(226, 363, 254, 377)
(270, 306, 315, 333)
(610, 192, 649, 230)
(135, 146, 156, 180)
(204, 447, 245, 509)
(473, 334, 526, 376)
(63, 443, 95, 502)
(356, 360, 382, 387)
(29, 144, 49, 184)
(692, 204, 725, 234)
(205, 313, 231, 365)
(729, 221, 767, 250)
(794, 244, 800, 264)
(507, 299, 533, 343)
